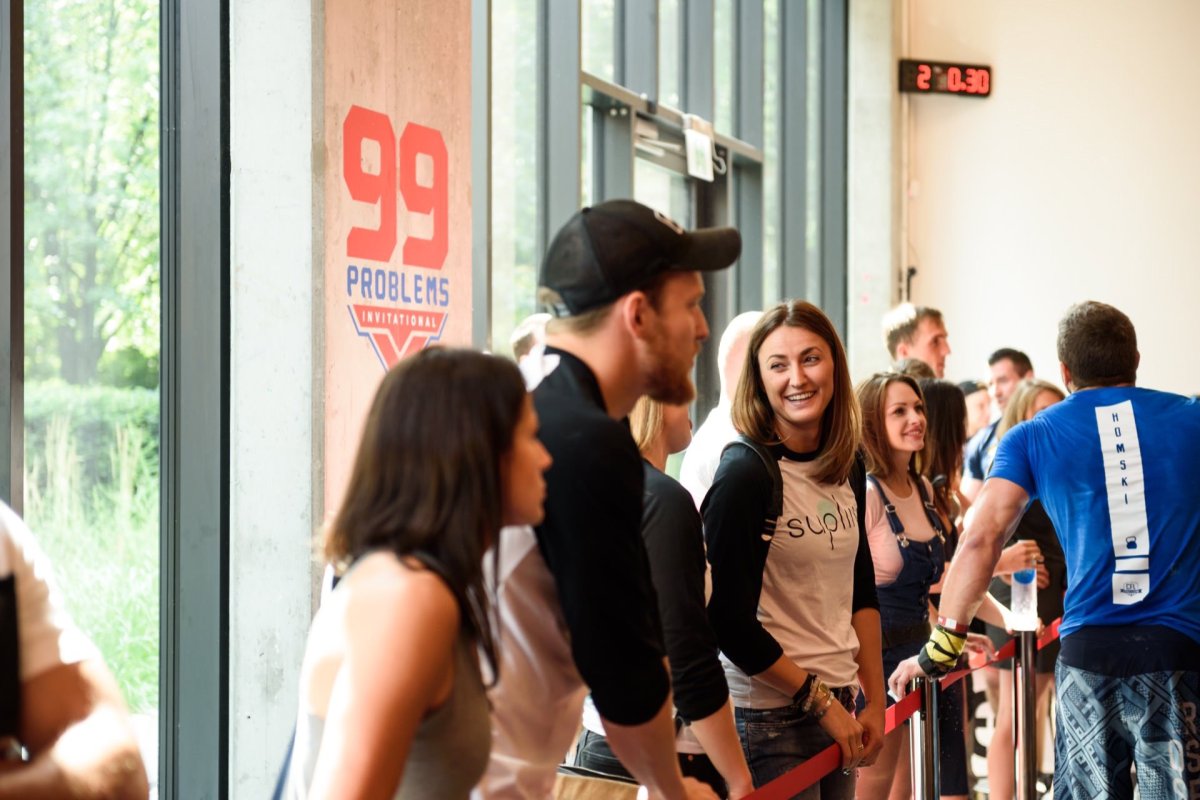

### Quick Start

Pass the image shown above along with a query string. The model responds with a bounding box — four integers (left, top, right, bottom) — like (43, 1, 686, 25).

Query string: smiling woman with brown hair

(702, 300, 884, 798)
(854, 373, 1005, 800)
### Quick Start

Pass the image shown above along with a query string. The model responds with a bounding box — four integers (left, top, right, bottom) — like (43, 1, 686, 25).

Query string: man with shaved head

(679, 311, 762, 508)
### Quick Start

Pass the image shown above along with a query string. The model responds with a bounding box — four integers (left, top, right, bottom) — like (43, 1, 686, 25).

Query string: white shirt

(473, 525, 588, 799)
(679, 403, 738, 509)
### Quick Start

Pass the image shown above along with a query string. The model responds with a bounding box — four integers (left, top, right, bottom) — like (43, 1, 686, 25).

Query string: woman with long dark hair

(918, 378, 970, 538)
(703, 300, 885, 798)
(284, 348, 552, 799)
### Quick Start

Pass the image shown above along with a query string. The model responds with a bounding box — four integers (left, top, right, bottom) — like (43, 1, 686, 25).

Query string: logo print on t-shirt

(782, 495, 857, 550)
(1095, 400, 1150, 606)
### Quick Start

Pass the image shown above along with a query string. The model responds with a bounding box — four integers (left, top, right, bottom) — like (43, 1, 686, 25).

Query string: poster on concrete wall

(323, 0, 472, 518)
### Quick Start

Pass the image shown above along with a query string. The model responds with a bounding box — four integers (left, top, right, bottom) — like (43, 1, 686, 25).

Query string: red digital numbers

(966, 68, 990, 94)
(951, 66, 990, 95)
(946, 67, 964, 92)
(901, 60, 990, 97)
(917, 63, 932, 90)
(343, 105, 448, 269)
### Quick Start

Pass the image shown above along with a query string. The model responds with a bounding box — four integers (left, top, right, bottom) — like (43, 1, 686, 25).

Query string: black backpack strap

(722, 435, 783, 542)
(851, 450, 868, 540)
(865, 474, 906, 541)
(0, 573, 21, 746)
(913, 476, 948, 542)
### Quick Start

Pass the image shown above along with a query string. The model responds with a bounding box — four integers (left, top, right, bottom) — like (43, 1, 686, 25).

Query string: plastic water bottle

(1010, 568, 1038, 631)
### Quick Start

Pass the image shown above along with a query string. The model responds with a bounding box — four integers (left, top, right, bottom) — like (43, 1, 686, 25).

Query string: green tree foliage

(24, 0, 159, 387)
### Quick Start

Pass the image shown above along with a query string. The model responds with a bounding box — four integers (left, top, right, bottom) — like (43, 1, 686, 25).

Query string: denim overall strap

(869, 474, 946, 638)
(913, 475, 948, 542)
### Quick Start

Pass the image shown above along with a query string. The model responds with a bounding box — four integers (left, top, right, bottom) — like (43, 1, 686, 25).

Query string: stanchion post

(908, 676, 940, 800)
(1012, 630, 1038, 800)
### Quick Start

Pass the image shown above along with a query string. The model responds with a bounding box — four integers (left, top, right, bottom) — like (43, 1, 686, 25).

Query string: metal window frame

(778, 0, 808, 303)
(0, 0, 21, 510)
(537, 0, 582, 254)
(683, 0, 713, 120)
(820, 0, 849, 334)
(160, 0, 230, 795)
(733, 0, 764, 312)
(616, 0, 657, 101)
(580, 67, 765, 420)
(472, 0, 492, 348)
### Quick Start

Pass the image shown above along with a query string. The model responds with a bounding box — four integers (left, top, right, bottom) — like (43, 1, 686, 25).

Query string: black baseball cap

(538, 199, 741, 317)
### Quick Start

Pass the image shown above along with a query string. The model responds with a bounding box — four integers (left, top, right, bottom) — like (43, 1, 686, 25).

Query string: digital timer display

(899, 59, 991, 97)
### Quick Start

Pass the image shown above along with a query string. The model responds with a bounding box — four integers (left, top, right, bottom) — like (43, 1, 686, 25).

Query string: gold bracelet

(803, 678, 827, 713)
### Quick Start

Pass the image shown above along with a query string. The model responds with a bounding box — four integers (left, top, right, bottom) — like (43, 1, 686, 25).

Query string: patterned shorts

(1055, 662, 1200, 800)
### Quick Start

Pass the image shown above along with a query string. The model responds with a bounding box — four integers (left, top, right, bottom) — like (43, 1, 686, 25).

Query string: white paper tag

(683, 114, 715, 182)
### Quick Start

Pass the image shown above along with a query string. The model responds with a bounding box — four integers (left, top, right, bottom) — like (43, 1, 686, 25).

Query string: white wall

(847, 0, 903, 382)
(229, 0, 320, 795)
(901, 0, 1200, 394)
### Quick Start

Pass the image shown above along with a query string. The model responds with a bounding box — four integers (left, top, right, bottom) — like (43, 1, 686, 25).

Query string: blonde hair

(997, 379, 1066, 439)
(732, 300, 861, 485)
(628, 395, 665, 456)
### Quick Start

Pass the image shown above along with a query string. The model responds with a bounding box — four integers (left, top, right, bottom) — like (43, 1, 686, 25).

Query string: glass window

(490, 0, 540, 356)
(581, 101, 595, 206)
(634, 156, 691, 226)
(658, 0, 681, 108)
(22, 0, 161, 770)
(582, 0, 616, 82)
(635, 155, 691, 480)
(762, 0, 780, 305)
(714, 0, 734, 133)
(805, 0, 822, 302)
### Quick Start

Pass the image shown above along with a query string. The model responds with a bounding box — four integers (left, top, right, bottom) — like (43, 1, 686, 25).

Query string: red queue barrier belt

(743, 617, 1063, 800)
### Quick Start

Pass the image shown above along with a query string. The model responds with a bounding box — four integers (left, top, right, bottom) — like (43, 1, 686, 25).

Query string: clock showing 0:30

(899, 59, 992, 98)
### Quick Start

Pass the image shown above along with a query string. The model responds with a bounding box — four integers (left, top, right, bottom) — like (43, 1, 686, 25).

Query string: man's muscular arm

(889, 478, 1027, 696)
(0, 659, 148, 800)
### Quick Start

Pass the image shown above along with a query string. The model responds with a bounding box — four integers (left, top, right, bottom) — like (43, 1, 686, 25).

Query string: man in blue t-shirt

(892, 301, 1200, 800)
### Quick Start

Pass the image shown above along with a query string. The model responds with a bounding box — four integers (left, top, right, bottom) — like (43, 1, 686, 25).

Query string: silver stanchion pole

(909, 676, 940, 800)
(1012, 630, 1038, 800)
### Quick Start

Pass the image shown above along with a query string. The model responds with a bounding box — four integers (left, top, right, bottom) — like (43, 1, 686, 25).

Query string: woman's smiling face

(757, 325, 835, 449)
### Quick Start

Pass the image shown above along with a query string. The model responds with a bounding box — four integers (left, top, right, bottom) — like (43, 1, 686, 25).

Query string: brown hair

(732, 300, 861, 485)
(628, 395, 665, 455)
(322, 347, 527, 679)
(856, 372, 924, 483)
(882, 303, 944, 359)
(917, 378, 968, 534)
(894, 357, 936, 380)
(997, 379, 1066, 439)
(988, 347, 1033, 375)
(1056, 301, 1138, 389)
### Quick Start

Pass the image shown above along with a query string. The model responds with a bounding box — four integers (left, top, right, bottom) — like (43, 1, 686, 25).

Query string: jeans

(734, 699, 856, 800)
(572, 728, 730, 798)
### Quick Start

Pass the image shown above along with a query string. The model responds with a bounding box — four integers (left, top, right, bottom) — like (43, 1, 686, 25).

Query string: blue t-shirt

(989, 386, 1200, 645)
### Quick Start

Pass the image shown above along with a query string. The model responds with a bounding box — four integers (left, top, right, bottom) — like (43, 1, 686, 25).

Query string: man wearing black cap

(476, 201, 739, 800)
